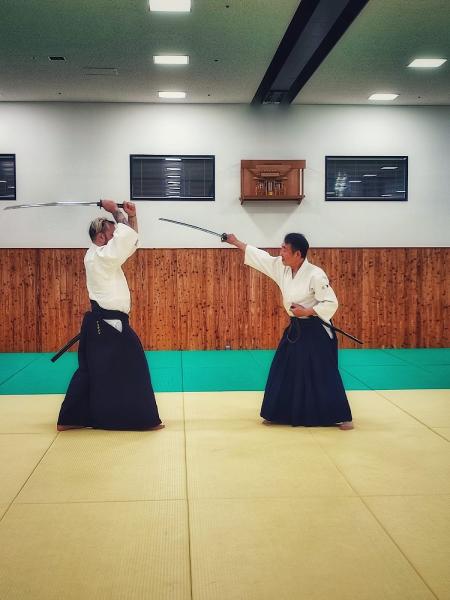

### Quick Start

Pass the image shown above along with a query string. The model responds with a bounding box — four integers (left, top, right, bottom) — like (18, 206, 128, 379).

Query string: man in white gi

(57, 199, 163, 431)
(226, 232, 353, 429)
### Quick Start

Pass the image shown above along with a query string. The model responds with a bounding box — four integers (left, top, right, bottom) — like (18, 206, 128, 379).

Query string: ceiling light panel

(408, 58, 447, 68)
(158, 91, 186, 98)
(149, 0, 191, 12)
(153, 55, 189, 65)
(368, 93, 398, 101)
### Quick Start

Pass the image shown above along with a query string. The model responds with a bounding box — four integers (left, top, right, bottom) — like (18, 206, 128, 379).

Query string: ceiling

(0, 0, 448, 105)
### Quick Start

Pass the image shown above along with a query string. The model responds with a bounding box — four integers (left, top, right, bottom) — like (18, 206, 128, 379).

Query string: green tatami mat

(0, 349, 449, 395)
(338, 349, 407, 367)
(0, 353, 41, 385)
(344, 365, 447, 390)
(0, 353, 78, 394)
(384, 348, 450, 367)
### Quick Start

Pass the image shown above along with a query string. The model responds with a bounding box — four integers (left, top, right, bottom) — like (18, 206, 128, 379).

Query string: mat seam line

(181, 351, 194, 600)
(372, 389, 450, 442)
(0, 433, 58, 524)
(310, 434, 440, 600)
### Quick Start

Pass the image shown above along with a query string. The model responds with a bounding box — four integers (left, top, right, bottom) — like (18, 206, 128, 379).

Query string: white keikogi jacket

(85, 224, 138, 331)
(244, 245, 339, 324)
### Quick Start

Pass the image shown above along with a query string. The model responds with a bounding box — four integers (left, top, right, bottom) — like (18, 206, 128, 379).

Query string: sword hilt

(97, 201, 125, 208)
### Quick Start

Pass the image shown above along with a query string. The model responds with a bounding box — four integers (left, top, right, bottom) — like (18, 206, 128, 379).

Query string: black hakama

(260, 317, 352, 427)
(57, 302, 161, 430)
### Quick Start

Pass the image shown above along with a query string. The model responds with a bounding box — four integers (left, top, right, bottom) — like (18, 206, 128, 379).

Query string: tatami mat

(0, 433, 56, 504)
(16, 428, 186, 504)
(1, 348, 449, 394)
(365, 495, 450, 600)
(189, 497, 435, 600)
(433, 428, 450, 441)
(378, 389, 450, 427)
(1, 379, 449, 599)
(0, 500, 190, 600)
(0, 394, 62, 433)
(310, 428, 450, 495)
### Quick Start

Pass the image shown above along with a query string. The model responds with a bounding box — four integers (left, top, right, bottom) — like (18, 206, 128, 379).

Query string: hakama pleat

(261, 317, 352, 426)
(57, 304, 161, 430)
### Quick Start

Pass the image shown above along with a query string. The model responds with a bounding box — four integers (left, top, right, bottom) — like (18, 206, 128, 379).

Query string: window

(325, 156, 408, 201)
(130, 155, 215, 200)
(0, 154, 16, 200)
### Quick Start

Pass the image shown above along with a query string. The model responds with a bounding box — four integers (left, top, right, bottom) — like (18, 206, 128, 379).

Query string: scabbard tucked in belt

(50, 333, 81, 362)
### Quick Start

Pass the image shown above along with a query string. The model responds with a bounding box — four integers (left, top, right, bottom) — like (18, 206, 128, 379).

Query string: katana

(159, 218, 228, 241)
(316, 317, 363, 344)
(4, 200, 124, 210)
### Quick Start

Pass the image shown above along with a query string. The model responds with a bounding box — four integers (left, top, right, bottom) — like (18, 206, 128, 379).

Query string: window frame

(129, 154, 215, 201)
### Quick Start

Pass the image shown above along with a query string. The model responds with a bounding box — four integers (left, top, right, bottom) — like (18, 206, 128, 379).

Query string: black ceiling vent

(48, 56, 66, 61)
(252, 0, 370, 105)
(263, 90, 287, 105)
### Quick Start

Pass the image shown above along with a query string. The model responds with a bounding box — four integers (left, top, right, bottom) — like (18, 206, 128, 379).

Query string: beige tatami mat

(0, 433, 56, 504)
(345, 390, 425, 430)
(0, 500, 190, 600)
(365, 495, 450, 600)
(184, 392, 354, 498)
(310, 428, 450, 496)
(16, 428, 186, 503)
(189, 497, 435, 600)
(0, 394, 62, 433)
(433, 428, 450, 441)
(1, 389, 449, 599)
(378, 389, 450, 428)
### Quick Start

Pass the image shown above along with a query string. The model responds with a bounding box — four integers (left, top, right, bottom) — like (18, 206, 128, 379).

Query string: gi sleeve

(96, 223, 139, 266)
(311, 271, 339, 321)
(244, 245, 282, 284)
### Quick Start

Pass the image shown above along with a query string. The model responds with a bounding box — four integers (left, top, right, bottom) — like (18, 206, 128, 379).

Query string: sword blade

(4, 201, 124, 210)
(159, 218, 227, 241)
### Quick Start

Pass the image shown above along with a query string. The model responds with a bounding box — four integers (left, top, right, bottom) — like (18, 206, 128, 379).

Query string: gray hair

(88, 217, 115, 242)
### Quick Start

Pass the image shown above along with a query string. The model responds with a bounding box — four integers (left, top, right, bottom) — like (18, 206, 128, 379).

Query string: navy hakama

(261, 317, 352, 426)
(57, 302, 161, 430)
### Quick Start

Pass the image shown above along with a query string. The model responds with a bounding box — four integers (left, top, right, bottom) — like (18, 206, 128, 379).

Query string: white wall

(0, 102, 449, 248)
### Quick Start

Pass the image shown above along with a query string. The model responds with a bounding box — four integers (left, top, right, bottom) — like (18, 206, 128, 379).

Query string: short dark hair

(284, 233, 309, 258)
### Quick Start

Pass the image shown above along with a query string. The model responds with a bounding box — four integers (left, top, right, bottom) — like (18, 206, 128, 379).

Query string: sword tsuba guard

(221, 233, 228, 242)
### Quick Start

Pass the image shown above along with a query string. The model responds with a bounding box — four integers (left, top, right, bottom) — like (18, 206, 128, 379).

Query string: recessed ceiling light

(149, 0, 191, 11)
(368, 93, 398, 101)
(408, 58, 447, 68)
(153, 55, 189, 65)
(158, 91, 186, 99)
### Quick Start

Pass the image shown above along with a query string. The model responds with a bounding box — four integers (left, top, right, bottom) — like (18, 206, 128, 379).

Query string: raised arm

(100, 199, 138, 232)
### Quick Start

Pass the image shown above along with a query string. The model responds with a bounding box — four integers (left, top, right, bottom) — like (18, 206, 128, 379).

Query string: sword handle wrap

(97, 201, 125, 208)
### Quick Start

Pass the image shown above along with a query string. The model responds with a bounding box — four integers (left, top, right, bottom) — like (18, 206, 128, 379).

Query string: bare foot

(262, 419, 274, 425)
(338, 421, 354, 430)
(57, 425, 86, 431)
(146, 423, 165, 431)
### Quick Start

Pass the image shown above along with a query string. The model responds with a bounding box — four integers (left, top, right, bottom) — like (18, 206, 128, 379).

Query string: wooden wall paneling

(308, 248, 362, 349)
(0, 247, 449, 352)
(125, 249, 179, 350)
(0, 249, 39, 352)
(38, 249, 88, 351)
(176, 249, 213, 350)
(417, 248, 449, 347)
